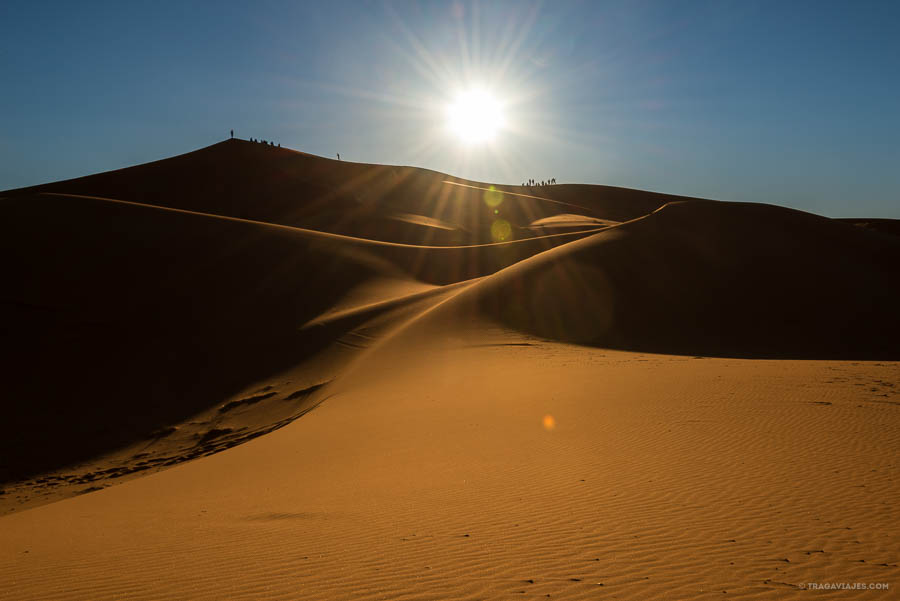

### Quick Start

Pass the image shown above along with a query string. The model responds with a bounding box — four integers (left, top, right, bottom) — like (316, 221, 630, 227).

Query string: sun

(445, 89, 505, 144)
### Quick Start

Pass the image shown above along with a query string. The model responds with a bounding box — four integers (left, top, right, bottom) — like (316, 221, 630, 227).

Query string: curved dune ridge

(478, 200, 900, 357)
(528, 213, 620, 230)
(1, 140, 899, 600)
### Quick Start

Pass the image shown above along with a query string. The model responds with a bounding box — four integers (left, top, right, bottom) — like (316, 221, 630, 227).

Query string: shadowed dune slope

(0, 193, 394, 482)
(413, 201, 900, 359)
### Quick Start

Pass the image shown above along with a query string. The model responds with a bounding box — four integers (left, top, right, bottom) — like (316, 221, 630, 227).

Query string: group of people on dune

(230, 130, 280, 147)
(522, 178, 556, 187)
(249, 137, 279, 147)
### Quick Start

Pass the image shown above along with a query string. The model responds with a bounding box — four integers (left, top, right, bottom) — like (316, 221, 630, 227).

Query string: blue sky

(2, 0, 898, 217)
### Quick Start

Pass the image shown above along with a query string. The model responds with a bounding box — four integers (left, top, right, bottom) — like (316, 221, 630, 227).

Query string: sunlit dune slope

(527, 213, 619, 231)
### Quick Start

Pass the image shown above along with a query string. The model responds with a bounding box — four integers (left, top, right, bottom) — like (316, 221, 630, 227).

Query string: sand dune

(1, 141, 898, 599)
(7, 139, 682, 244)
(475, 200, 900, 357)
(0, 187, 601, 498)
(3, 342, 899, 600)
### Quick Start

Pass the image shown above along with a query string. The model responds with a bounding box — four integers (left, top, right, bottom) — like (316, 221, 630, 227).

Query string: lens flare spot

(542, 414, 556, 430)
(483, 185, 503, 208)
(491, 219, 512, 242)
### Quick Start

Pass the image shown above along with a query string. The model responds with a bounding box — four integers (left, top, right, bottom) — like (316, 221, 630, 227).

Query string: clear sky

(2, 0, 898, 217)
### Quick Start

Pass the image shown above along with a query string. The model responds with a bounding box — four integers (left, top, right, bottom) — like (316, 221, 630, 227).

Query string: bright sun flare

(446, 89, 505, 144)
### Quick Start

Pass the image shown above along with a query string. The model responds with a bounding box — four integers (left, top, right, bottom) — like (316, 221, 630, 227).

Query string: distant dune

(2, 140, 898, 600)
(6, 140, 683, 244)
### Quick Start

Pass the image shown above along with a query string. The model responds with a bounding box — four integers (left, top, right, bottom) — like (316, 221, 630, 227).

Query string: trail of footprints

(824, 365, 899, 407)
(2, 381, 331, 507)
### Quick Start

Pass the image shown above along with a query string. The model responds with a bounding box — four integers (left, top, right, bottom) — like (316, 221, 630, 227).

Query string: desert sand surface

(2, 139, 899, 599)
